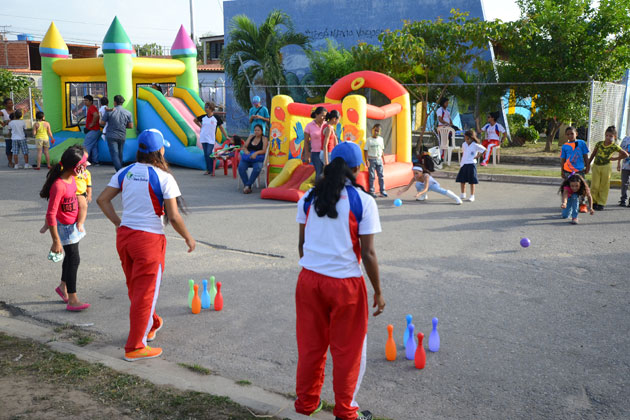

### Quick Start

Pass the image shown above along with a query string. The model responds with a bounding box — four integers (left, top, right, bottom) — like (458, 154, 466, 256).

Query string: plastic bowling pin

(428, 317, 440, 352)
(405, 323, 416, 360)
(201, 279, 211, 309)
(414, 332, 426, 369)
(214, 282, 223, 311)
(210, 276, 217, 307)
(385, 324, 396, 361)
(403, 314, 412, 346)
(187, 279, 195, 308)
(191, 284, 201, 314)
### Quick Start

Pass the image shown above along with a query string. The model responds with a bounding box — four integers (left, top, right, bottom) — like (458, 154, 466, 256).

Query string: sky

(0, 0, 520, 47)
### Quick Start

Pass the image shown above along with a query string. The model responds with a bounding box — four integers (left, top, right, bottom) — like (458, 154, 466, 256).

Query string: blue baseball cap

(252, 95, 261, 104)
(331, 141, 363, 168)
(138, 129, 170, 153)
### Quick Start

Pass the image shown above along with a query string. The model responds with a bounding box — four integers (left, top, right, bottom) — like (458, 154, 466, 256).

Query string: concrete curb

(0, 315, 330, 420)
(433, 171, 622, 188)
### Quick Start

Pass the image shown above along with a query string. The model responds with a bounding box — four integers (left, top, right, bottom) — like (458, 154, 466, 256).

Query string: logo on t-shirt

(127, 171, 148, 182)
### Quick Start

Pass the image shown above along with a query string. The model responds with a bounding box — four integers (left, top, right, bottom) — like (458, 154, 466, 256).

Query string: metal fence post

(587, 78, 595, 149)
(28, 87, 33, 127)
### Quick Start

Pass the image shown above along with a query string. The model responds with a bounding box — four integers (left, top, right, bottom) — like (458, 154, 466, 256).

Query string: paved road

(1, 162, 628, 420)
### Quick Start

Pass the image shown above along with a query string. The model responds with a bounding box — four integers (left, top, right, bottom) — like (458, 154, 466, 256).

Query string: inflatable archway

(262, 71, 413, 202)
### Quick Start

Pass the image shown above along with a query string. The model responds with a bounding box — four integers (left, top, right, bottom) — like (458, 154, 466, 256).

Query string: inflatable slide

(260, 159, 315, 202)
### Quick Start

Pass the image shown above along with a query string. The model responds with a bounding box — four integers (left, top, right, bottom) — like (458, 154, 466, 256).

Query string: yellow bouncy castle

(261, 71, 413, 202)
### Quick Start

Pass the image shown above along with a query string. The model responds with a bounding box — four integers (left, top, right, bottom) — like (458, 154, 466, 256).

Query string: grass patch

(0, 333, 269, 419)
(500, 142, 561, 157)
(177, 362, 212, 375)
(236, 379, 251, 386)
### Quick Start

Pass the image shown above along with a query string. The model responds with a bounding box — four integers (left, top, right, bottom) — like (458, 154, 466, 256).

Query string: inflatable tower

(39, 22, 68, 133)
(171, 25, 199, 94)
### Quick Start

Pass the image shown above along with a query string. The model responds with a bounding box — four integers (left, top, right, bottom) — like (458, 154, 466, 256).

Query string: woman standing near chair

(238, 124, 268, 194)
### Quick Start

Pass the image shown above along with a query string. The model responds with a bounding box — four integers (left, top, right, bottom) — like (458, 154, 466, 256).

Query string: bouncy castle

(39, 17, 211, 169)
(261, 71, 413, 202)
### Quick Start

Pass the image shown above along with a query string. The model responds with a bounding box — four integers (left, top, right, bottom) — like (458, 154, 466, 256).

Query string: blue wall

(224, 0, 487, 133)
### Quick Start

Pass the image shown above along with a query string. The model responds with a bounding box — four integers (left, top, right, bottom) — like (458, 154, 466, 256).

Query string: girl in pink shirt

(303, 106, 327, 179)
(40, 145, 90, 311)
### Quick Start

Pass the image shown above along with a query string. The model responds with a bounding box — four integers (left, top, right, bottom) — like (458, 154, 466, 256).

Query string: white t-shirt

(297, 184, 381, 279)
(8, 119, 26, 140)
(460, 142, 486, 166)
(482, 123, 505, 141)
(436, 107, 451, 126)
(99, 105, 108, 134)
(199, 115, 223, 145)
(364, 135, 385, 158)
(108, 163, 182, 235)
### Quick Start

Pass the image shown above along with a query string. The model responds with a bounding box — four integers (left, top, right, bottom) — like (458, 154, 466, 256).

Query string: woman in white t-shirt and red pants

(97, 129, 196, 362)
(480, 112, 506, 166)
(295, 142, 385, 420)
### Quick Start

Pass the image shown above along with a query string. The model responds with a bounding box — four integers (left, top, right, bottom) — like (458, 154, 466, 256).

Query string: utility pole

(189, 0, 196, 43)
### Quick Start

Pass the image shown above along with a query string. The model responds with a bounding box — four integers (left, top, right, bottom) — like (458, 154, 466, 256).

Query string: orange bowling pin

(214, 282, 223, 311)
(191, 284, 201, 314)
(386, 324, 396, 361)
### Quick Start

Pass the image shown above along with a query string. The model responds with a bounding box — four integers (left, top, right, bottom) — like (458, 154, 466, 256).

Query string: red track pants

(295, 268, 368, 420)
(482, 139, 500, 164)
(116, 226, 166, 353)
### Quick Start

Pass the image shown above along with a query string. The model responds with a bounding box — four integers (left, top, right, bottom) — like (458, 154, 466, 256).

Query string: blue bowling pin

(428, 317, 440, 352)
(403, 314, 413, 345)
(405, 323, 416, 360)
(201, 279, 211, 309)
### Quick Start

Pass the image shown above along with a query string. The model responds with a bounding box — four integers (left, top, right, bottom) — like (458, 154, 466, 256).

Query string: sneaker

(416, 194, 427, 201)
(13, 165, 20, 170)
(579, 204, 588, 213)
(336, 410, 373, 420)
(619, 200, 627, 207)
(147, 316, 163, 342)
(380, 191, 388, 197)
(571, 218, 579, 224)
(460, 194, 466, 199)
(467, 195, 475, 202)
(480, 162, 487, 167)
(124, 346, 163, 362)
(454, 197, 463, 205)
(24, 163, 32, 169)
(310, 400, 323, 416)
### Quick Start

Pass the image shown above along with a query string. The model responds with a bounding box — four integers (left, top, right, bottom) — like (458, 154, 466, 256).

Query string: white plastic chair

(236, 147, 269, 192)
(436, 126, 460, 166)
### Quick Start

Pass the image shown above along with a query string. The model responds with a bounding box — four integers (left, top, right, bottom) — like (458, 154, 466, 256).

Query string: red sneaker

(579, 204, 588, 213)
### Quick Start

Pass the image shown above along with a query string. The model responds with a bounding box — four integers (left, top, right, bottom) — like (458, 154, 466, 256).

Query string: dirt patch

(0, 333, 273, 420)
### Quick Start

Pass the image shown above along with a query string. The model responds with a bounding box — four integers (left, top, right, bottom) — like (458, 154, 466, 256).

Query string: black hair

(114, 95, 125, 105)
(605, 125, 617, 137)
(439, 97, 449, 107)
(9, 112, 15, 120)
(100, 97, 109, 106)
(40, 145, 86, 199)
(325, 110, 340, 122)
(310, 106, 327, 119)
(372, 123, 382, 131)
(84, 94, 94, 102)
(305, 157, 364, 219)
(36, 111, 44, 120)
(565, 126, 577, 134)
(232, 134, 242, 146)
(136, 148, 188, 223)
(488, 112, 500, 122)
(464, 129, 479, 143)
(3, 97, 11, 105)
(253, 123, 264, 132)
(14, 109, 22, 119)
(420, 154, 435, 173)
(559, 173, 590, 197)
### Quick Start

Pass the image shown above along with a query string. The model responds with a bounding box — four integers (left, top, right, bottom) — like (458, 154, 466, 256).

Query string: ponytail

(40, 163, 64, 199)
(306, 157, 364, 218)
(40, 145, 86, 199)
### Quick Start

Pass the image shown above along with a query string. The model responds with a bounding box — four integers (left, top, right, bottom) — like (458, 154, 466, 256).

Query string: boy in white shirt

(364, 124, 387, 197)
(8, 109, 31, 169)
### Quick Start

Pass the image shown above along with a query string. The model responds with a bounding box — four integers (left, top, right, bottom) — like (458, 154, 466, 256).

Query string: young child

(456, 130, 486, 202)
(295, 141, 383, 420)
(41, 151, 92, 233)
(195, 102, 230, 175)
(588, 126, 628, 210)
(32, 111, 55, 170)
(40, 145, 90, 311)
(398, 157, 462, 204)
(618, 135, 630, 207)
(560, 126, 590, 212)
(559, 173, 594, 224)
(364, 124, 387, 197)
(480, 112, 506, 166)
(8, 109, 31, 169)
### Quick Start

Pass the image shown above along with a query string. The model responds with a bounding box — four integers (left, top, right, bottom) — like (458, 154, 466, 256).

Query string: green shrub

(515, 126, 540, 143)
(507, 114, 526, 132)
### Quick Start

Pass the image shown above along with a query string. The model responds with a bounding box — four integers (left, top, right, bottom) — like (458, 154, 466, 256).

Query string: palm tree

(222, 10, 310, 111)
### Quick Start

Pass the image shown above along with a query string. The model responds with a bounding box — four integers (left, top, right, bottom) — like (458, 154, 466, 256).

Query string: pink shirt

(305, 121, 323, 152)
(46, 177, 78, 226)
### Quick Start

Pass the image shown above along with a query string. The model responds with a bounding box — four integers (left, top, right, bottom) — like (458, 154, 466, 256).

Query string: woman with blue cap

(294, 141, 385, 420)
(97, 129, 196, 362)
(246, 95, 270, 143)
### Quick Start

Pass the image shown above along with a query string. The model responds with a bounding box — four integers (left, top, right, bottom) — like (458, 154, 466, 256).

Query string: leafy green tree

(307, 39, 358, 98)
(496, 0, 630, 151)
(0, 69, 31, 99)
(134, 43, 164, 56)
(222, 9, 310, 111)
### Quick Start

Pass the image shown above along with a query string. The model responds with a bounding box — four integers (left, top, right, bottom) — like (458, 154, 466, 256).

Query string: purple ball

(520, 238, 531, 248)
